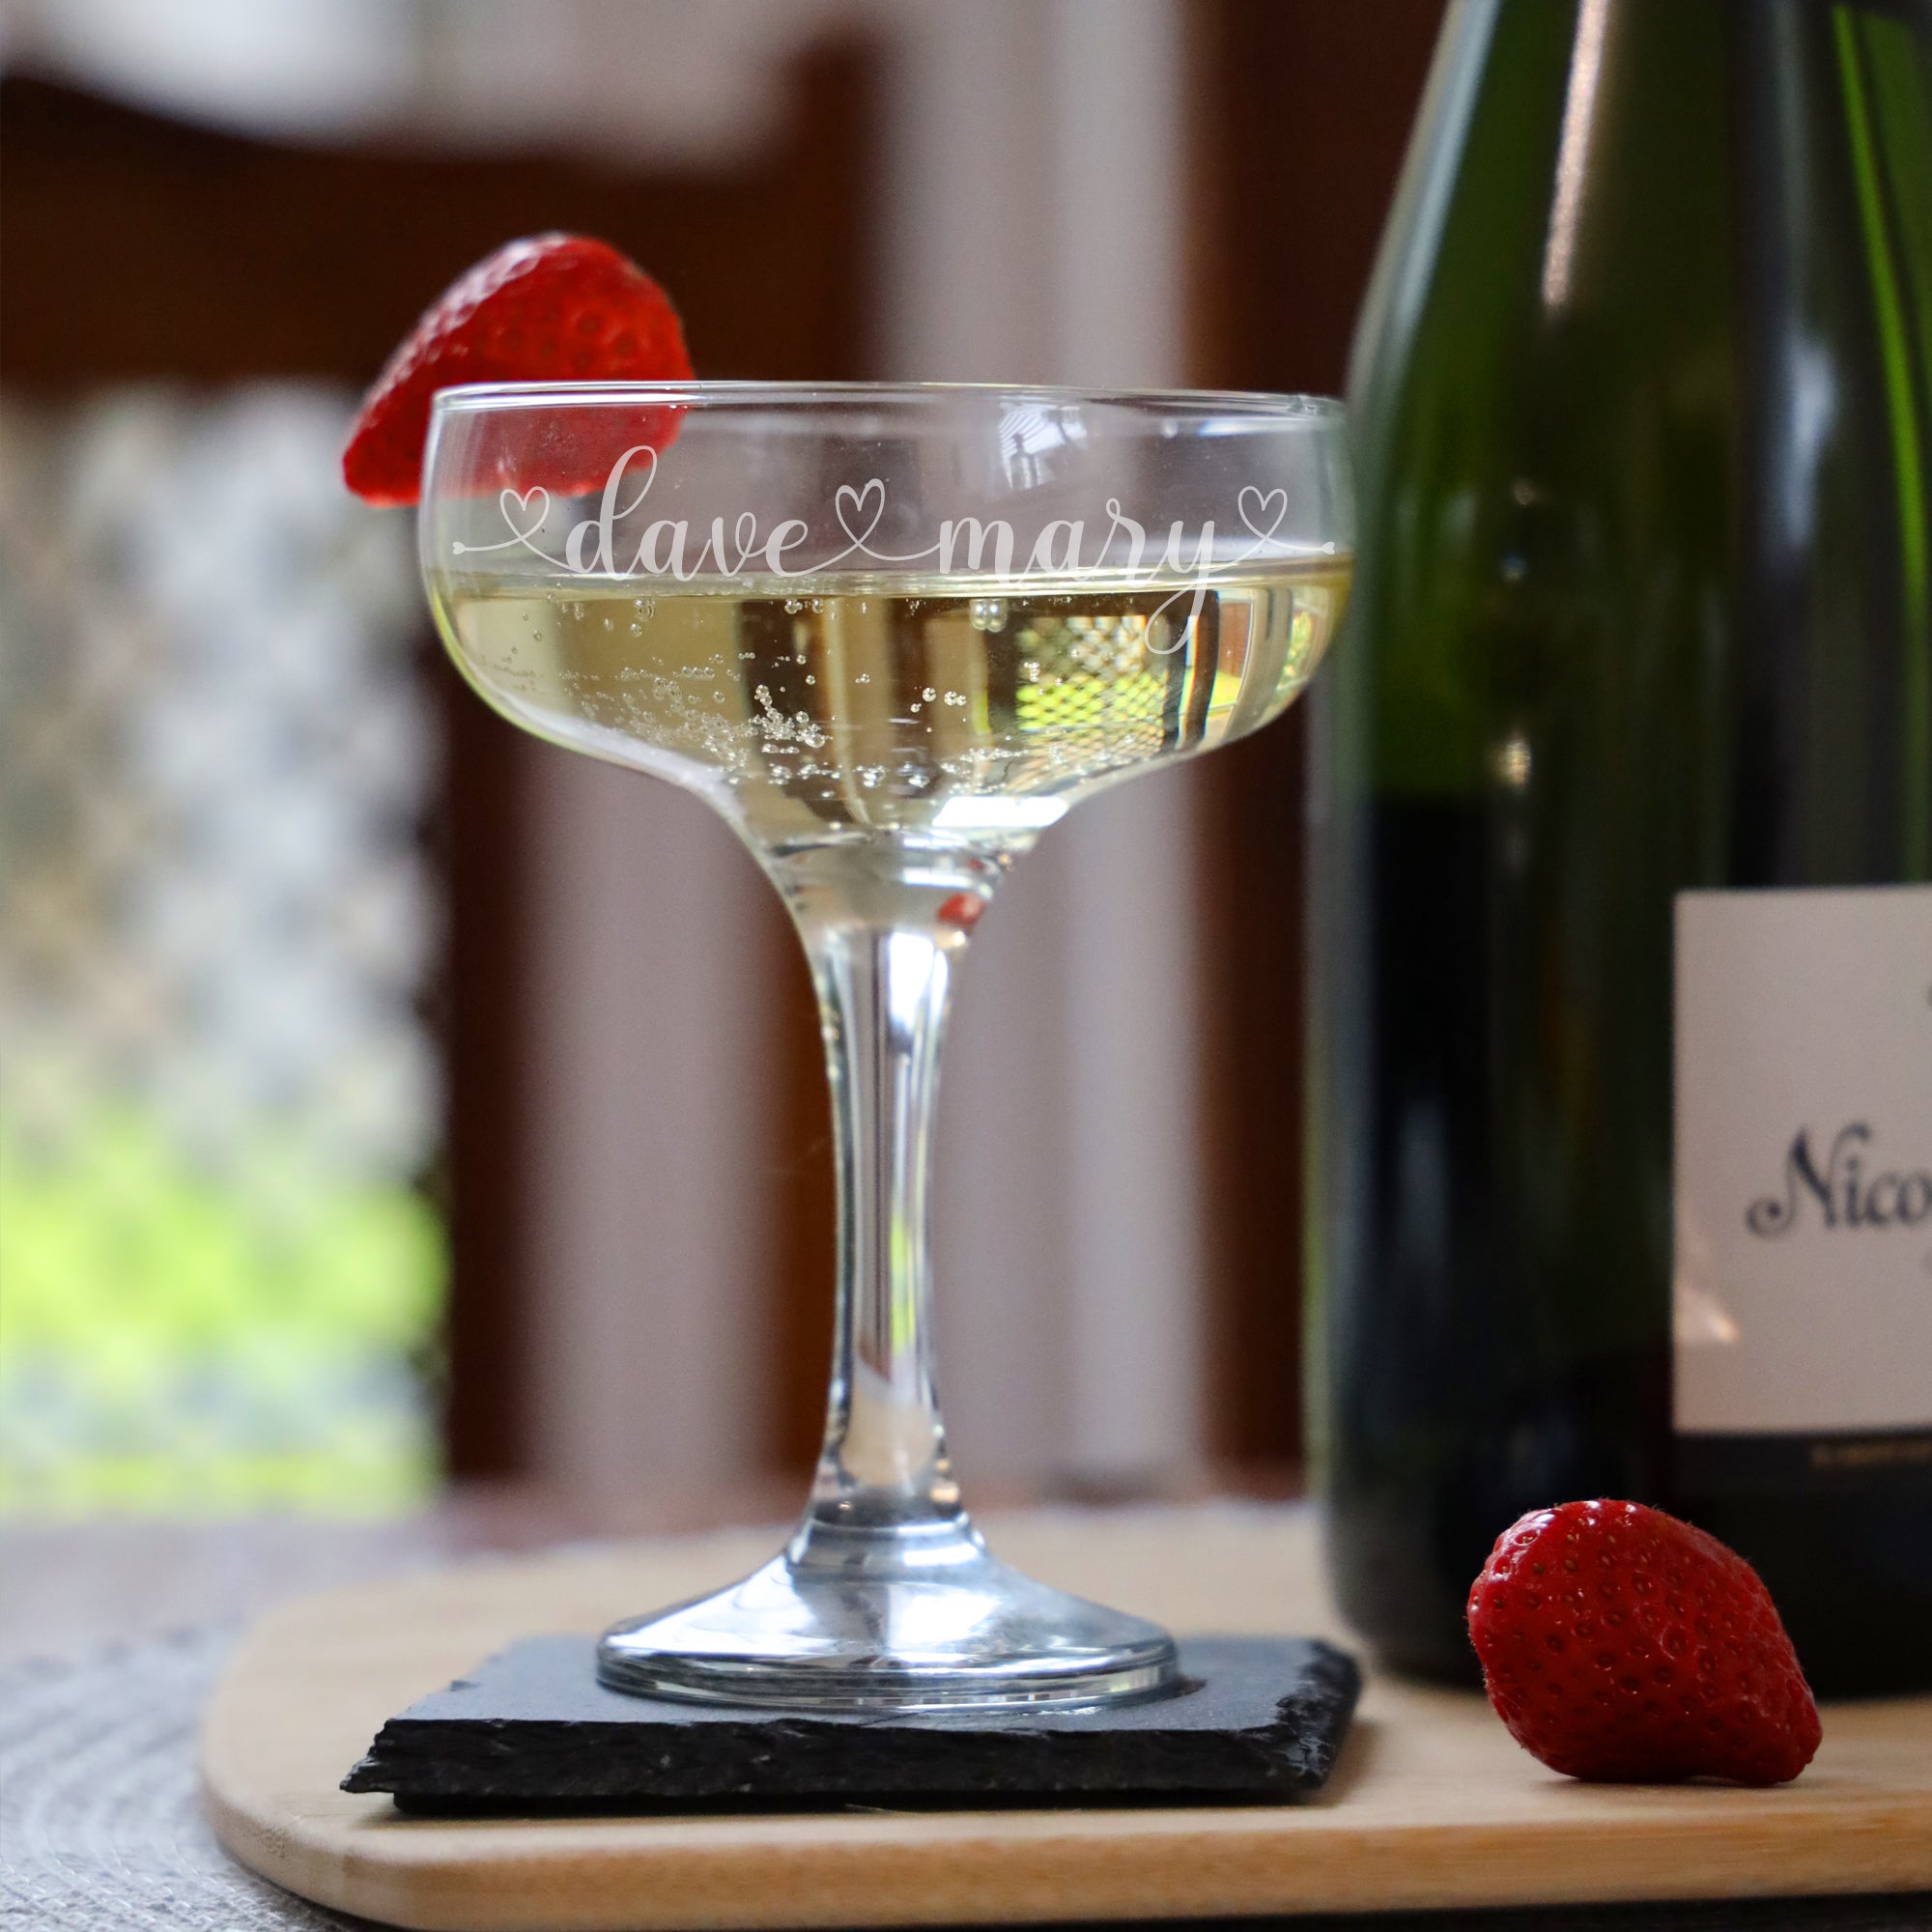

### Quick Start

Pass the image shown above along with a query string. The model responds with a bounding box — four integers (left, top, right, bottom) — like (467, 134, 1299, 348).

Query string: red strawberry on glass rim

(343, 233, 693, 507)
(1466, 1499, 1821, 1786)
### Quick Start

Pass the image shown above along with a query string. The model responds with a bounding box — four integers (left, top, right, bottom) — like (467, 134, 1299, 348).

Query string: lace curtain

(0, 386, 443, 1510)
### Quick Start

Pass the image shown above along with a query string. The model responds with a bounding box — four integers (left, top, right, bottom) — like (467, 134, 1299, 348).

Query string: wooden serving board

(202, 1506, 1932, 1931)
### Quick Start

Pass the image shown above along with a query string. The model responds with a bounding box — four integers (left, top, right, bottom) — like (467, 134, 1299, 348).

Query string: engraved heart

(1236, 485, 1289, 544)
(835, 477, 888, 551)
(499, 486, 552, 536)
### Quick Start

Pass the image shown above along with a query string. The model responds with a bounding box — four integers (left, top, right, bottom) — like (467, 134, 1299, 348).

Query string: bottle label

(1673, 886, 1932, 1491)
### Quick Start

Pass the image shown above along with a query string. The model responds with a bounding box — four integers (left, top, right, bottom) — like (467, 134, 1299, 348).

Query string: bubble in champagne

(969, 598, 1008, 633)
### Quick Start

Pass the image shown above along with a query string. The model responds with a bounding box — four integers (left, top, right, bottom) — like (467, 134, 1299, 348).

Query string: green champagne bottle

(1311, 0, 1932, 1692)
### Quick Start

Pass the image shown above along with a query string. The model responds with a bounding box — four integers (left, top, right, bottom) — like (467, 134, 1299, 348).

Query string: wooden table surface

(6, 1488, 1930, 1932)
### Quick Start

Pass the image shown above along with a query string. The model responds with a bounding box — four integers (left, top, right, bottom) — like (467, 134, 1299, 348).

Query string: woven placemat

(0, 1628, 371, 1930)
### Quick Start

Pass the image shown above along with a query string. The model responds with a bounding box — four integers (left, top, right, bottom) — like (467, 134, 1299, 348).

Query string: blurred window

(0, 385, 443, 1512)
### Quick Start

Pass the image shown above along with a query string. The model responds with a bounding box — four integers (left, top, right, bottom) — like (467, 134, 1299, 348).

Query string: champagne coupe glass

(421, 383, 1351, 1711)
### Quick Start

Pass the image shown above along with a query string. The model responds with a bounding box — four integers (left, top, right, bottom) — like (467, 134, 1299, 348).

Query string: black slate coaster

(342, 1634, 1359, 1813)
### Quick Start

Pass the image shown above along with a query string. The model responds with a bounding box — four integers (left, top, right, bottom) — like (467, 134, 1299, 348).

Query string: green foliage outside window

(0, 1104, 443, 1513)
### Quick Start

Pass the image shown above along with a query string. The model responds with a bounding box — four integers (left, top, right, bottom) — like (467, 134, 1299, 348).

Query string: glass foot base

(596, 1514, 1179, 1712)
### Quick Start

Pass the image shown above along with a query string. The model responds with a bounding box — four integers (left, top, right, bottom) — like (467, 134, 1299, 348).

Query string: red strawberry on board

(1466, 1499, 1821, 1786)
(343, 233, 693, 507)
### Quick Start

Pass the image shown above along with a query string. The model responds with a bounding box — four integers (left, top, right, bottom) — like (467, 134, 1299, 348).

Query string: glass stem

(781, 861, 991, 1560)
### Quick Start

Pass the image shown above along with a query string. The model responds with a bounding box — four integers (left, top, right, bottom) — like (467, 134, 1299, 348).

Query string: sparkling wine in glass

(421, 383, 1351, 1710)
